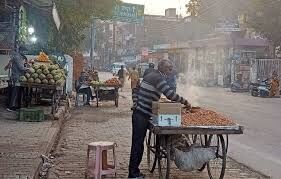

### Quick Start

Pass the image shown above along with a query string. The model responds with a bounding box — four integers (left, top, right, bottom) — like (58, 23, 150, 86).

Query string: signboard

(239, 64, 250, 71)
(215, 22, 240, 32)
(113, 3, 144, 23)
(141, 47, 148, 56)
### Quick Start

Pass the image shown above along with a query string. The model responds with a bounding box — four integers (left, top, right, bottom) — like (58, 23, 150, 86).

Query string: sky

(122, 0, 188, 16)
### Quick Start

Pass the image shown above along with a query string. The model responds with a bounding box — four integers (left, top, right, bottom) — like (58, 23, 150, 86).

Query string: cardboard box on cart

(152, 102, 182, 127)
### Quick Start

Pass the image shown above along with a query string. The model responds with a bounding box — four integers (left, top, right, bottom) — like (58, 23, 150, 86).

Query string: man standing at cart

(6, 47, 30, 112)
(128, 59, 191, 179)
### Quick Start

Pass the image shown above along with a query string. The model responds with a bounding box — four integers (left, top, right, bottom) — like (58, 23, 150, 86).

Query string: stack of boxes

(152, 102, 182, 127)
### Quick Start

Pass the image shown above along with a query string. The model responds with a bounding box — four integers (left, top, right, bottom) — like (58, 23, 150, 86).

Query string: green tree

(48, 0, 119, 54)
(246, 0, 281, 54)
(186, 0, 200, 17)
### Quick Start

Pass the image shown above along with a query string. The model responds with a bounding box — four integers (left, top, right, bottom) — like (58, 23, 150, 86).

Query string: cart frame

(92, 84, 121, 107)
(146, 121, 243, 179)
(20, 83, 64, 115)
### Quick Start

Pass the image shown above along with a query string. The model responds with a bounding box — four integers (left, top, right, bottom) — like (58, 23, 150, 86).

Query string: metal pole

(90, 19, 96, 69)
(90, 22, 93, 68)
(113, 23, 116, 62)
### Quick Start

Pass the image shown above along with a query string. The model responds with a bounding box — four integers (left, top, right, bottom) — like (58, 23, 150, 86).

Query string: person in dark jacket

(143, 63, 155, 77)
(166, 64, 177, 92)
(128, 60, 191, 179)
(117, 65, 126, 89)
(7, 48, 29, 111)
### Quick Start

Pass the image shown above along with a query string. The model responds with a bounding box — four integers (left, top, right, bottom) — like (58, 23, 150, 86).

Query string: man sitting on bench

(76, 71, 94, 106)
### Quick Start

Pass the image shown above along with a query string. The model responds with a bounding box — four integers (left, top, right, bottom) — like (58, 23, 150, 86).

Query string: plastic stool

(86, 141, 117, 179)
(75, 93, 87, 106)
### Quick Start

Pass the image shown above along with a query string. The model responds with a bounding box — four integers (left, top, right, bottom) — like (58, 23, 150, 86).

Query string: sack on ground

(174, 145, 216, 172)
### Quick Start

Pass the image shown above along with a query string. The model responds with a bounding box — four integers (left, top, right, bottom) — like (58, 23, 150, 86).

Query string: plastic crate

(18, 108, 44, 122)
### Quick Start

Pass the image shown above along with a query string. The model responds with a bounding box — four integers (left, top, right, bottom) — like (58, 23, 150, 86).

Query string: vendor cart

(146, 121, 244, 179)
(91, 84, 121, 107)
(20, 82, 65, 115)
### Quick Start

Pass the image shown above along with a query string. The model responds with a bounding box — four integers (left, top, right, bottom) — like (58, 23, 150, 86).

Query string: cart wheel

(206, 135, 227, 179)
(225, 135, 229, 154)
(95, 90, 99, 107)
(115, 94, 119, 107)
(146, 131, 157, 173)
(158, 137, 170, 179)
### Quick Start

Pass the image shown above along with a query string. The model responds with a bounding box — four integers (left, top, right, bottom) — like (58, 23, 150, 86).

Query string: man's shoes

(6, 108, 16, 112)
(128, 173, 145, 179)
(84, 102, 91, 106)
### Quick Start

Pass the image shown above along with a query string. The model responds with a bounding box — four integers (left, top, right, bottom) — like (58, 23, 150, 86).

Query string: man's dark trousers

(78, 87, 92, 103)
(128, 110, 150, 178)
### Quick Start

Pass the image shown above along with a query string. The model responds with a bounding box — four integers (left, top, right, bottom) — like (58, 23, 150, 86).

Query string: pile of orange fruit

(182, 108, 236, 126)
(105, 78, 121, 86)
(37, 52, 49, 62)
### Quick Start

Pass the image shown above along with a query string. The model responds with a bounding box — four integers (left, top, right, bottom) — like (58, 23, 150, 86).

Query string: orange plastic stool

(86, 141, 117, 179)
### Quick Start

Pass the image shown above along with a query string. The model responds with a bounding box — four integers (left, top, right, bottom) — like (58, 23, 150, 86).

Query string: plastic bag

(174, 145, 216, 172)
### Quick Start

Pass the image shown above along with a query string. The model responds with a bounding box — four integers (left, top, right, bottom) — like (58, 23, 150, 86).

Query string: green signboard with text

(113, 3, 144, 24)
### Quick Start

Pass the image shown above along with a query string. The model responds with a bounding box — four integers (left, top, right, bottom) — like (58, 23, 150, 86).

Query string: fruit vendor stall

(19, 52, 67, 115)
(146, 102, 244, 179)
(90, 78, 121, 107)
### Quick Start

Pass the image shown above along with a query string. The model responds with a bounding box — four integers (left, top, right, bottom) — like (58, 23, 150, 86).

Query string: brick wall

(71, 52, 85, 82)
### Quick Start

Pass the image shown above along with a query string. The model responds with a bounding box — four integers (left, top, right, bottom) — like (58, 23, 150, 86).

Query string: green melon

(32, 73, 39, 79)
(28, 78, 34, 83)
(20, 76, 27, 82)
(35, 78, 41, 84)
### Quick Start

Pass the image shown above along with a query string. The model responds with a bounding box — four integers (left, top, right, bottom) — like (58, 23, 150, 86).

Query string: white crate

(153, 114, 181, 127)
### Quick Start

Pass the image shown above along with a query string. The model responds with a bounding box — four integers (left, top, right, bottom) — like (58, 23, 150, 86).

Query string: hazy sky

(122, 0, 188, 16)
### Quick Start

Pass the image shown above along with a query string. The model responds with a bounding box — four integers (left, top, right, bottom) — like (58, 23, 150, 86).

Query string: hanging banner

(52, 3, 60, 30)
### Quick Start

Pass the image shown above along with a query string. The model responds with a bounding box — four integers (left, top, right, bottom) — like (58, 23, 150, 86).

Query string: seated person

(76, 72, 94, 105)
(92, 71, 99, 81)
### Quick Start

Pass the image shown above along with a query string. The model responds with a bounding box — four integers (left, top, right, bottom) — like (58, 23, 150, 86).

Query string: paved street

(47, 80, 268, 179)
(178, 84, 281, 179)
(0, 97, 62, 179)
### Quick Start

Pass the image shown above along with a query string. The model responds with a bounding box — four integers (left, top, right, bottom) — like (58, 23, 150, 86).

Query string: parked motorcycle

(231, 81, 249, 92)
(250, 79, 271, 97)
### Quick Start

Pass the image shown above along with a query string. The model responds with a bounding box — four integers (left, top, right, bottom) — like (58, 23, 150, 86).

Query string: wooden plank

(20, 83, 64, 90)
(148, 121, 244, 135)
(91, 84, 121, 88)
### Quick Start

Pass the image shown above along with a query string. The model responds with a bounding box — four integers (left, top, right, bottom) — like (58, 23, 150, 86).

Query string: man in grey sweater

(128, 60, 191, 179)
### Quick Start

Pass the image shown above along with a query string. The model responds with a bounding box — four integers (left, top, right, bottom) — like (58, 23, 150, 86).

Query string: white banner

(52, 3, 61, 30)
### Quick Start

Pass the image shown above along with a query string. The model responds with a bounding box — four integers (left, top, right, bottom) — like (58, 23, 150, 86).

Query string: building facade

(154, 33, 270, 87)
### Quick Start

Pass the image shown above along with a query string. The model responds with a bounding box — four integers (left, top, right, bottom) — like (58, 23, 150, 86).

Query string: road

(48, 77, 267, 179)
(178, 84, 281, 178)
